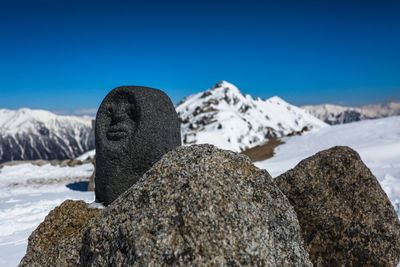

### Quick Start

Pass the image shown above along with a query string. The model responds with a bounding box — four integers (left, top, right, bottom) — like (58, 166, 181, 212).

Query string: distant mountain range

(0, 108, 94, 163)
(2, 82, 398, 162)
(176, 81, 327, 152)
(303, 102, 400, 125)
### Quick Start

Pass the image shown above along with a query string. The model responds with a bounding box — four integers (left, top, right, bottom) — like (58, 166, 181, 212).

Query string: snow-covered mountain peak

(176, 81, 328, 152)
(210, 80, 242, 94)
(266, 96, 287, 104)
(0, 108, 92, 136)
(0, 108, 94, 162)
(200, 80, 246, 105)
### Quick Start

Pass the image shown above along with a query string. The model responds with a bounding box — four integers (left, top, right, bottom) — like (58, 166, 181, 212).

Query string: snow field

(0, 115, 399, 266)
(256, 115, 400, 217)
(0, 163, 95, 266)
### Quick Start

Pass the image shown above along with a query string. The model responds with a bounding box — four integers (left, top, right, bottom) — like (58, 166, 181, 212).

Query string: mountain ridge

(0, 108, 94, 163)
(176, 81, 328, 152)
(303, 102, 400, 125)
(8, 81, 396, 161)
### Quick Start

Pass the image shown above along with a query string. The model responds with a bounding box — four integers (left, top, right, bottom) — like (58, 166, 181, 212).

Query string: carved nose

(110, 109, 129, 124)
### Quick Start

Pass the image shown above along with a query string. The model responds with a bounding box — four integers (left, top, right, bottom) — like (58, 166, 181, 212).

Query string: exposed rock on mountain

(303, 101, 400, 125)
(0, 108, 94, 163)
(176, 81, 327, 152)
(19, 200, 101, 267)
(21, 145, 312, 266)
(275, 146, 400, 266)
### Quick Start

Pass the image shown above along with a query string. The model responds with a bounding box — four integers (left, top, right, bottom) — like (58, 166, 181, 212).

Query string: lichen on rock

(20, 144, 311, 266)
(79, 144, 311, 266)
(275, 146, 400, 266)
(19, 200, 102, 267)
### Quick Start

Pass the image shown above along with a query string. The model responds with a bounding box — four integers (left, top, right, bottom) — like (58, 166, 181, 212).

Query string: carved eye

(107, 106, 113, 114)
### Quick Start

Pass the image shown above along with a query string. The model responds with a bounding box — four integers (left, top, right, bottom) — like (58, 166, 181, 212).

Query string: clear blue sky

(1, 0, 399, 115)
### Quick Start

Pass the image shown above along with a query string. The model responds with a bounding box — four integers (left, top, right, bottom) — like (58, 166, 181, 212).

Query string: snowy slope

(255, 115, 400, 217)
(0, 117, 399, 266)
(303, 102, 400, 125)
(0, 162, 94, 266)
(0, 108, 95, 163)
(176, 81, 328, 152)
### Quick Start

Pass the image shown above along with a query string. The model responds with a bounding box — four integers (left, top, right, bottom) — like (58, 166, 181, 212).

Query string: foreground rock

(275, 146, 400, 266)
(21, 144, 311, 266)
(80, 144, 311, 266)
(20, 200, 102, 266)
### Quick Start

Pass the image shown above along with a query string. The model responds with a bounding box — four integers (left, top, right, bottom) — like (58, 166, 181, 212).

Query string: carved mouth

(107, 126, 129, 140)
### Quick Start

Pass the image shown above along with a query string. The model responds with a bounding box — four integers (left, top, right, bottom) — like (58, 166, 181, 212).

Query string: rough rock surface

(60, 159, 70, 167)
(68, 159, 82, 167)
(88, 172, 95, 191)
(32, 160, 48, 166)
(275, 146, 400, 266)
(95, 86, 181, 205)
(50, 159, 60, 166)
(78, 144, 311, 266)
(19, 200, 102, 267)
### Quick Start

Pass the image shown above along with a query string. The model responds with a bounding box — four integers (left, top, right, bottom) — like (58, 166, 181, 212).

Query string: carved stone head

(95, 86, 181, 205)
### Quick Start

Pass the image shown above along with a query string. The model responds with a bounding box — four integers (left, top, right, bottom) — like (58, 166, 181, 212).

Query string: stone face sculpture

(95, 86, 181, 205)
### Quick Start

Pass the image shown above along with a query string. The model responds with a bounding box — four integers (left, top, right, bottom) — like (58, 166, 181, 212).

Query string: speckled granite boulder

(19, 200, 102, 267)
(79, 144, 311, 266)
(275, 146, 400, 266)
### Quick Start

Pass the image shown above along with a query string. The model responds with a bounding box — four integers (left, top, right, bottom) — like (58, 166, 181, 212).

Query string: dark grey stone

(95, 86, 181, 205)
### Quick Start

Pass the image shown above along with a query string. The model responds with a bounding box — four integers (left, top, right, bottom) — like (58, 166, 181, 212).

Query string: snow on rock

(76, 149, 95, 161)
(0, 108, 95, 163)
(176, 81, 328, 152)
(255, 115, 400, 217)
